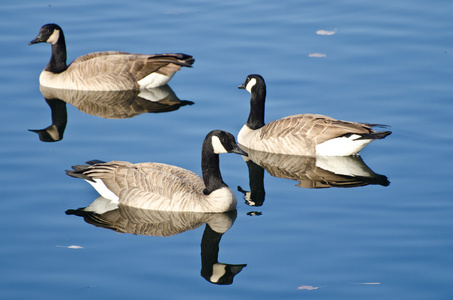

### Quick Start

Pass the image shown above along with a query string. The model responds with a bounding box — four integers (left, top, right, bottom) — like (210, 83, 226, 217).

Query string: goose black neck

(46, 33, 67, 73)
(201, 143, 227, 195)
(246, 83, 266, 130)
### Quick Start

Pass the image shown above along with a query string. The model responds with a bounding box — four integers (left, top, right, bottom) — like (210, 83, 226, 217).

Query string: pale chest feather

(205, 187, 237, 213)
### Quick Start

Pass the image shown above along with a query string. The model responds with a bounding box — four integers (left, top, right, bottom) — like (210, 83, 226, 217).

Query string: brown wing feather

(75, 161, 207, 210)
(70, 51, 193, 82)
(260, 114, 374, 145)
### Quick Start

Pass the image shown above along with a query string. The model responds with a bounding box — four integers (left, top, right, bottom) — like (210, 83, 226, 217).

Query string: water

(1, 0, 453, 299)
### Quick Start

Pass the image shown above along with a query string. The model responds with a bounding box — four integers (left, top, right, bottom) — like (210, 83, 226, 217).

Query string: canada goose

(238, 74, 391, 156)
(66, 130, 247, 212)
(29, 23, 194, 91)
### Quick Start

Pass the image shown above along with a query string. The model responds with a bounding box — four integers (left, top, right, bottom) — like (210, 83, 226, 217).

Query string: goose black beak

(231, 144, 248, 157)
(238, 83, 246, 90)
(29, 36, 43, 45)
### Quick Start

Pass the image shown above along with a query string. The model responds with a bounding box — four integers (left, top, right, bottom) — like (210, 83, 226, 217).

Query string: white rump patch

(47, 29, 60, 44)
(245, 78, 257, 93)
(316, 134, 373, 156)
(85, 178, 119, 203)
(138, 72, 175, 89)
(211, 136, 228, 154)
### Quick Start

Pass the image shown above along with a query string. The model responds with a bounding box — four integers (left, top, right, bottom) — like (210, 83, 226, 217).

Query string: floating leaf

(297, 285, 319, 290)
(316, 29, 337, 35)
(308, 53, 326, 58)
(56, 245, 84, 249)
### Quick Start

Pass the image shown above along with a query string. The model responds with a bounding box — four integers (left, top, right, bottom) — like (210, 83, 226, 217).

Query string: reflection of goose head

(29, 98, 67, 142)
(203, 262, 247, 285)
(66, 199, 246, 285)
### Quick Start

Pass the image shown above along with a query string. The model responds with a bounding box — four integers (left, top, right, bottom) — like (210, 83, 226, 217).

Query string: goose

(66, 130, 247, 212)
(238, 74, 391, 156)
(29, 23, 194, 91)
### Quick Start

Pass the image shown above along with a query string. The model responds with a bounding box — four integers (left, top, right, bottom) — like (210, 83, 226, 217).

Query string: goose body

(30, 24, 194, 91)
(238, 74, 391, 156)
(66, 130, 247, 212)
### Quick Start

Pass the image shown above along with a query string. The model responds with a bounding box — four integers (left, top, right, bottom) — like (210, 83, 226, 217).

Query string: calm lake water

(1, 0, 453, 299)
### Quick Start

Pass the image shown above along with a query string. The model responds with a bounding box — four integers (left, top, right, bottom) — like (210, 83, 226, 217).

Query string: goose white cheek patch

(246, 78, 257, 93)
(211, 136, 228, 154)
(47, 29, 60, 44)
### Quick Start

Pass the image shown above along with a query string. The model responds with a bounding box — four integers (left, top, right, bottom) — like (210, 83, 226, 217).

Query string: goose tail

(178, 54, 195, 67)
(148, 53, 195, 67)
(65, 160, 106, 182)
(356, 130, 392, 141)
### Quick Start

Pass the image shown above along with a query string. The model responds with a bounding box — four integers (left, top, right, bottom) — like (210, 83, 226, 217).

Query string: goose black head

(238, 74, 265, 94)
(29, 23, 63, 45)
(206, 130, 248, 156)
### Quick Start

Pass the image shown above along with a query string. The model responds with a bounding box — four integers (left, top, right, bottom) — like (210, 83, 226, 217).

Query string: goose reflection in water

(66, 197, 246, 285)
(29, 85, 194, 142)
(238, 147, 389, 207)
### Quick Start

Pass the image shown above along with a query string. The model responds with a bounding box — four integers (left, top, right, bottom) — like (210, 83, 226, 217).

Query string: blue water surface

(1, 0, 453, 299)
